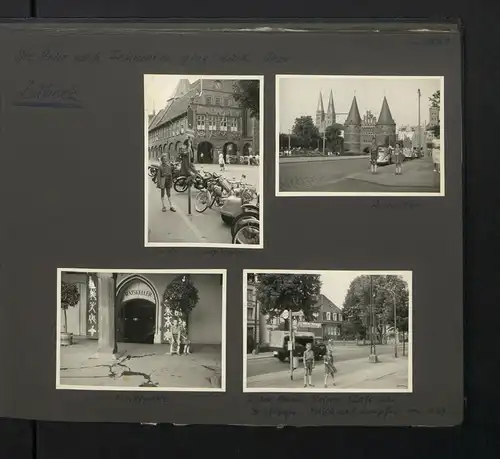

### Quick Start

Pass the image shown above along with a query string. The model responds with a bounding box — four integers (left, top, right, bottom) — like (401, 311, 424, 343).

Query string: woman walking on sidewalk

(370, 137, 378, 174)
(324, 339, 337, 388)
(156, 154, 176, 213)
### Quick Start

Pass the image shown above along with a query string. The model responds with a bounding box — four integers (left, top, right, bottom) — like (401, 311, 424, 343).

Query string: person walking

(394, 142, 403, 175)
(323, 339, 337, 388)
(303, 342, 315, 388)
(370, 137, 378, 174)
(218, 151, 226, 172)
(156, 154, 176, 213)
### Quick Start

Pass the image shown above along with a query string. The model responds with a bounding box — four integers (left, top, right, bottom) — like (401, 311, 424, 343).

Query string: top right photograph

(276, 75, 444, 197)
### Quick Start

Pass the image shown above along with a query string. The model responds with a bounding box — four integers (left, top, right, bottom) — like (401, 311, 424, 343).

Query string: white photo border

(143, 74, 265, 248)
(275, 75, 445, 197)
(242, 269, 413, 393)
(56, 268, 227, 392)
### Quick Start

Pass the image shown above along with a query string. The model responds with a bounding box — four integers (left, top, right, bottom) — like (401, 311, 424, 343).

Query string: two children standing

(167, 319, 191, 356)
(302, 339, 337, 388)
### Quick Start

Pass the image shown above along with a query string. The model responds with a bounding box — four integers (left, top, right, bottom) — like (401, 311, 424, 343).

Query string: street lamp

(378, 286, 398, 358)
(369, 275, 379, 363)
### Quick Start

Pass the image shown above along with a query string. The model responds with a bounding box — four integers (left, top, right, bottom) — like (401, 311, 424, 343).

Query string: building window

(196, 115, 205, 130)
(247, 307, 255, 321)
(224, 98, 229, 106)
(326, 312, 331, 321)
(208, 115, 216, 131)
(206, 96, 212, 105)
(220, 116, 227, 131)
(230, 117, 238, 132)
(215, 97, 221, 105)
(333, 313, 337, 321)
(339, 314, 342, 322)
(323, 312, 327, 321)
(247, 289, 254, 301)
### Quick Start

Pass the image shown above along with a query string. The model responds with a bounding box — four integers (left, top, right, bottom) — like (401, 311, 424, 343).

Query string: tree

(163, 275, 200, 334)
(233, 80, 260, 119)
(61, 281, 81, 333)
(429, 90, 440, 108)
(324, 125, 344, 152)
(292, 116, 320, 149)
(254, 274, 322, 329)
(342, 275, 409, 344)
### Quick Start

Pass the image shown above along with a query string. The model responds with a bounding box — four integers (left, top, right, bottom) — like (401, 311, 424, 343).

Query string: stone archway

(116, 275, 161, 344)
(197, 141, 214, 164)
(175, 140, 182, 153)
(243, 142, 252, 155)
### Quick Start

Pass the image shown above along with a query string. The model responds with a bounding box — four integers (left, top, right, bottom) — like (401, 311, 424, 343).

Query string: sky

(319, 271, 412, 309)
(144, 75, 199, 115)
(277, 76, 442, 133)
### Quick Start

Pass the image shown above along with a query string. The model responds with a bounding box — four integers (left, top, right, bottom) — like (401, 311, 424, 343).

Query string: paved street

(279, 155, 440, 193)
(246, 344, 409, 390)
(147, 163, 260, 244)
(59, 340, 222, 389)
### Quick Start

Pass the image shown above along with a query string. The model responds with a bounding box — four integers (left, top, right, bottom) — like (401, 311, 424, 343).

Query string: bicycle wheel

(232, 221, 260, 245)
(174, 177, 188, 193)
(195, 190, 210, 213)
(231, 212, 259, 238)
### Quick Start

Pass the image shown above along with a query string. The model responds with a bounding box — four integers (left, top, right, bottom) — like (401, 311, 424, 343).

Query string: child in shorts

(156, 154, 176, 213)
(394, 142, 403, 175)
(303, 342, 315, 387)
(324, 339, 337, 388)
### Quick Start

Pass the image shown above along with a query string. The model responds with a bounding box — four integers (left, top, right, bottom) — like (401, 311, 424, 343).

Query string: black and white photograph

(145, 75, 263, 247)
(243, 270, 412, 393)
(56, 269, 226, 391)
(276, 75, 444, 196)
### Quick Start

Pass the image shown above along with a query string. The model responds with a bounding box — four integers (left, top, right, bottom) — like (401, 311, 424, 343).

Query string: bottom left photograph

(56, 269, 226, 392)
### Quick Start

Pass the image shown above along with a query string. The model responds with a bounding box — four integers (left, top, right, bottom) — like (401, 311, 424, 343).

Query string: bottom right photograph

(243, 270, 412, 393)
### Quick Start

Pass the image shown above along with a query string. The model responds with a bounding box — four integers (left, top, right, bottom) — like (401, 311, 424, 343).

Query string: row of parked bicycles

(148, 163, 260, 245)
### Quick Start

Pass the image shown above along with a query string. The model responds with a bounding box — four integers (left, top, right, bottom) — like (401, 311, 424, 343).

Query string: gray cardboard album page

(0, 21, 462, 426)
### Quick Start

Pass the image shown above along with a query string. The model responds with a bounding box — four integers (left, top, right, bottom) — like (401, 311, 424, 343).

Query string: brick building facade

(147, 78, 260, 164)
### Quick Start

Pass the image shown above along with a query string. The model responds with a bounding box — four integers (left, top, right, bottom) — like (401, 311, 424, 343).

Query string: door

(123, 300, 156, 344)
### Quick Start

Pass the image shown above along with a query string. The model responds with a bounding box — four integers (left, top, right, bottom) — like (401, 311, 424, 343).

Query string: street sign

(281, 310, 289, 320)
(287, 341, 293, 351)
(298, 322, 322, 329)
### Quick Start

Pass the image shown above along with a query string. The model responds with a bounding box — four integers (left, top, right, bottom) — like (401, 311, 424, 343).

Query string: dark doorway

(197, 141, 214, 163)
(223, 142, 237, 163)
(122, 300, 156, 344)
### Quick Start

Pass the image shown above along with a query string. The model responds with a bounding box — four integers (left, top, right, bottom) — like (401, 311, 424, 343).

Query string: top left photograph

(144, 75, 263, 248)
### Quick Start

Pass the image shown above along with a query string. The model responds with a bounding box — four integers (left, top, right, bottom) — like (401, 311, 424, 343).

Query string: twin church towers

(315, 90, 397, 154)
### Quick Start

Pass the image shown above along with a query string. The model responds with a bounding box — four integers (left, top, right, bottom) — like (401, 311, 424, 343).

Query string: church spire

(327, 90, 335, 115)
(316, 92, 325, 114)
(345, 96, 361, 125)
(377, 96, 395, 125)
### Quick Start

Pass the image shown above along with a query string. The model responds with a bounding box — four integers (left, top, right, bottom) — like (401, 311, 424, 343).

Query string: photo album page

(0, 21, 463, 426)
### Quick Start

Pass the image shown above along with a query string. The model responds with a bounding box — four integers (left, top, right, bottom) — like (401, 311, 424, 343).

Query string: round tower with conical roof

(376, 96, 396, 147)
(344, 96, 362, 154)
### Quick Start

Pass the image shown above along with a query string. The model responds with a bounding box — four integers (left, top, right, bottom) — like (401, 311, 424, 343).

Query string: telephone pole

(417, 89, 421, 157)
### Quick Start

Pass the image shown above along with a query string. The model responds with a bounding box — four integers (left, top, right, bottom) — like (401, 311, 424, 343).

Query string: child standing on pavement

(156, 154, 176, 213)
(169, 319, 181, 356)
(303, 342, 315, 387)
(370, 137, 378, 174)
(394, 142, 403, 175)
(324, 339, 337, 388)
(181, 332, 191, 355)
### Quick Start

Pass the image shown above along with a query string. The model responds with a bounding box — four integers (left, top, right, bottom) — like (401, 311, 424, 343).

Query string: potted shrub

(61, 281, 81, 346)
(163, 275, 199, 353)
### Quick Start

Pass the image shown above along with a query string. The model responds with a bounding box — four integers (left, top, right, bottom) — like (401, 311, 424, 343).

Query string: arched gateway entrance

(116, 276, 160, 344)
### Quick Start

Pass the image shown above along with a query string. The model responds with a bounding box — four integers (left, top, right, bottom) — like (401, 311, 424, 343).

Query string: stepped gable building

(343, 95, 397, 154)
(148, 78, 259, 164)
(315, 90, 336, 133)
